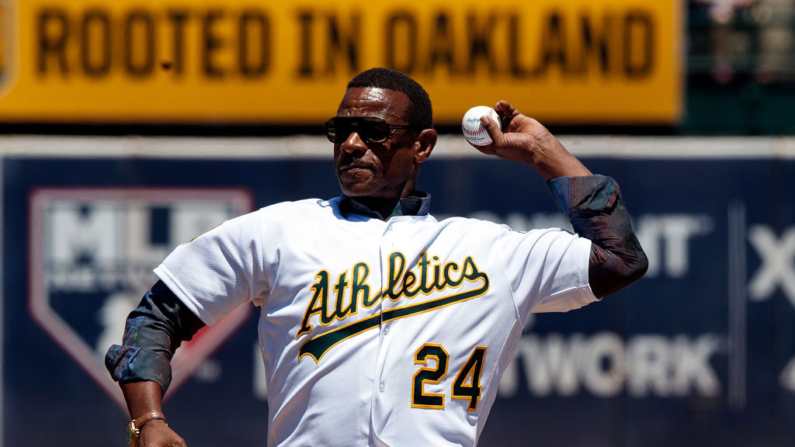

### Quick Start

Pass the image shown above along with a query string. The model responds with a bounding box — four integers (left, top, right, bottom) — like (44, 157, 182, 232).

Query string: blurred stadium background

(1, 0, 794, 445)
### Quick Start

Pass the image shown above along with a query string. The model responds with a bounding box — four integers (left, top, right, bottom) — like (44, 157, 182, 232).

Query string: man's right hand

(136, 420, 186, 447)
(471, 100, 592, 181)
(122, 382, 187, 447)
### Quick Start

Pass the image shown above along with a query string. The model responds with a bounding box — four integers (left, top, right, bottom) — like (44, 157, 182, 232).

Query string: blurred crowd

(689, 0, 795, 84)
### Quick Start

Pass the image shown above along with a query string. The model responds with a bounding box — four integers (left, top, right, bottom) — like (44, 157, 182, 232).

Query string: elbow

(627, 249, 649, 284)
(614, 248, 648, 292)
(589, 247, 648, 299)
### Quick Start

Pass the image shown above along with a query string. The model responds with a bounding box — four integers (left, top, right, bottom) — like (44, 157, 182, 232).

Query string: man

(106, 67, 647, 447)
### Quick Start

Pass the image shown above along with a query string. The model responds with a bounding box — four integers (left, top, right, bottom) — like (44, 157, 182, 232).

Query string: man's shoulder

(436, 214, 502, 230)
(250, 197, 340, 221)
(260, 197, 336, 210)
(435, 215, 567, 238)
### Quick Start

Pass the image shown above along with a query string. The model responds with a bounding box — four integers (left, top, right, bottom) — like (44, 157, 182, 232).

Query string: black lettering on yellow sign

(467, 13, 497, 75)
(202, 9, 224, 78)
(624, 11, 653, 78)
(239, 10, 270, 78)
(33, 6, 656, 82)
(297, 11, 313, 77)
(166, 11, 188, 75)
(427, 13, 454, 74)
(326, 13, 360, 76)
(381, 9, 656, 80)
(81, 10, 109, 77)
(385, 11, 417, 74)
(295, 10, 360, 79)
(36, 7, 273, 80)
(577, 13, 611, 75)
(508, 14, 522, 77)
(38, 8, 69, 75)
(125, 10, 155, 77)
(538, 11, 567, 76)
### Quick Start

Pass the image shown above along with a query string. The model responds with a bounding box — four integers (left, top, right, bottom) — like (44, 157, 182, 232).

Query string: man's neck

(351, 196, 401, 221)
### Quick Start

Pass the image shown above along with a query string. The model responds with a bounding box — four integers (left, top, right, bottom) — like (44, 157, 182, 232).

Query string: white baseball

(462, 106, 501, 146)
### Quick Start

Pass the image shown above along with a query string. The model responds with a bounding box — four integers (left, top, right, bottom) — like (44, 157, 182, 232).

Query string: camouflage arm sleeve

(548, 175, 648, 298)
(104, 280, 206, 393)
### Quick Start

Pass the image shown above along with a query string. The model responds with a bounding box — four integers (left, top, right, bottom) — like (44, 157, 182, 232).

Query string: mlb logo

(29, 188, 254, 410)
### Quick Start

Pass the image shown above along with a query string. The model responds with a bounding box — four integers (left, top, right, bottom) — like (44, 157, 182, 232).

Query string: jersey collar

(339, 192, 432, 220)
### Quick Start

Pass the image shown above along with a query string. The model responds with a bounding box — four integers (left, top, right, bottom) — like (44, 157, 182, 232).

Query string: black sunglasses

(325, 116, 418, 144)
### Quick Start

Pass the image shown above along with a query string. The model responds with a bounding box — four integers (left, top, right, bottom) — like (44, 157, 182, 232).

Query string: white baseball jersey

(154, 196, 597, 447)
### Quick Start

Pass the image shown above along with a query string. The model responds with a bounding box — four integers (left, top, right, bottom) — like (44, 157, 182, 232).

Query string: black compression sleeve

(548, 175, 648, 298)
(104, 280, 206, 392)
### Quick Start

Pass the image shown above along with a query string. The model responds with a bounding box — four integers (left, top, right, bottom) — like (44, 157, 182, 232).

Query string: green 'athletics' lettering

(387, 252, 477, 300)
(297, 252, 490, 362)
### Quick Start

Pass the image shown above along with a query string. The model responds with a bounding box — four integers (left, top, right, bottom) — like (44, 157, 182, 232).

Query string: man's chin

(337, 171, 377, 196)
(338, 178, 373, 197)
(339, 184, 376, 198)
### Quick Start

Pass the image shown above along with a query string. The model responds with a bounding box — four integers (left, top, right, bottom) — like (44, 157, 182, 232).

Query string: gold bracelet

(127, 411, 167, 446)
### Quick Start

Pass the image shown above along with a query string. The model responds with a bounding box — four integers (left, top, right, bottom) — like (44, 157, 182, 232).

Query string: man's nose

(339, 131, 367, 154)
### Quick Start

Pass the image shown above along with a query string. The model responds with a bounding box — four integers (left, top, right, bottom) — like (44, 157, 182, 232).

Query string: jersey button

(379, 382, 385, 392)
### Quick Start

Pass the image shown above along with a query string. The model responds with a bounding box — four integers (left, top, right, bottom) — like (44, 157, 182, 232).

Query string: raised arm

(105, 280, 205, 446)
(547, 175, 648, 297)
(477, 101, 648, 297)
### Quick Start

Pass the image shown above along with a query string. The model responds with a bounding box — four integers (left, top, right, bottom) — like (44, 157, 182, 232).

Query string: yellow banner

(0, 0, 682, 125)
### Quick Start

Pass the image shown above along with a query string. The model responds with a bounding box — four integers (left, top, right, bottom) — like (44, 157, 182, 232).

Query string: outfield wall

(3, 136, 794, 447)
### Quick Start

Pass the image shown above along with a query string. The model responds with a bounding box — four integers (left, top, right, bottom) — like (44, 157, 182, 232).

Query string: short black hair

(347, 67, 433, 130)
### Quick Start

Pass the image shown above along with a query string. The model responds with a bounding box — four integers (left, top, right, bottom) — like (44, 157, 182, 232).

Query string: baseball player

(106, 67, 647, 447)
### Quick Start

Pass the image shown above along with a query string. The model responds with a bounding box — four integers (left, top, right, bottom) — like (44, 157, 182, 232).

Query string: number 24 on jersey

(411, 344, 487, 411)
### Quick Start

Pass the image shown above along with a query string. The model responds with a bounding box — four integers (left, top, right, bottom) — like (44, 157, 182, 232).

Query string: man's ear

(414, 129, 437, 164)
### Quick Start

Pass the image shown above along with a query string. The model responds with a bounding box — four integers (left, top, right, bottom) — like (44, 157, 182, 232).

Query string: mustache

(338, 159, 378, 171)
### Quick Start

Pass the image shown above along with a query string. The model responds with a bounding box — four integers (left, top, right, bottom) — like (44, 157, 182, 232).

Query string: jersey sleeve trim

(530, 283, 598, 313)
(499, 226, 598, 324)
(527, 236, 598, 314)
(154, 264, 219, 326)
